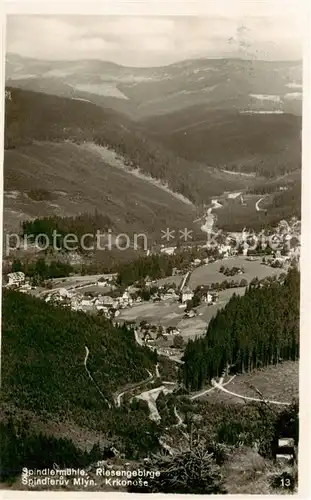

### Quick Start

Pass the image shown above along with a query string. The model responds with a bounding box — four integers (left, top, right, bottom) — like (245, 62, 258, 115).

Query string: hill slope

(3, 141, 197, 237)
(1, 290, 156, 427)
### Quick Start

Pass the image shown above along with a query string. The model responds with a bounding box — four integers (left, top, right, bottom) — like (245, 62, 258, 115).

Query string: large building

(6, 271, 26, 288)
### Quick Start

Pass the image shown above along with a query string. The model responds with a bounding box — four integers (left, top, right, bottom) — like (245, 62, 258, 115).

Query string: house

(181, 287, 194, 303)
(162, 288, 178, 300)
(121, 291, 131, 301)
(59, 288, 70, 299)
(6, 271, 26, 287)
(101, 296, 114, 307)
(81, 298, 94, 307)
(204, 292, 213, 305)
(145, 276, 153, 287)
(97, 280, 107, 287)
(160, 246, 176, 256)
(103, 273, 118, 282)
(96, 304, 109, 312)
(184, 309, 196, 318)
(167, 326, 181, 335)
(143, 331, 153, 342)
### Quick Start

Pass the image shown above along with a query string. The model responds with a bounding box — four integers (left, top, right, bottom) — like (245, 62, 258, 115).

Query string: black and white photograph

(0, 2, 307, 495)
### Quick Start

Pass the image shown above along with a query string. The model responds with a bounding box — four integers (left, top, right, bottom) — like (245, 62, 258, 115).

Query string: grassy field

(118, 287, 247, 339)
(189, 256, 285, 289)
(199, 361, 299, 405)
(118, 257, 285, 339)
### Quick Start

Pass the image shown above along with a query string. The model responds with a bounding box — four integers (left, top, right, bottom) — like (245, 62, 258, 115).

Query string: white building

(6, 271, 25, 287)
(59, 288, 70, 299)
(162, 288, 178, 300)
(160, 246, 176, 256)
(181, 287, 194, 303)
(204, 292, 213, 304)
(101, 296, 114, 307)
(81, 298, 94, 307)
(97, 280, 107, 287)
(219, 244, 232, 258)
(122, 291, 131, 301)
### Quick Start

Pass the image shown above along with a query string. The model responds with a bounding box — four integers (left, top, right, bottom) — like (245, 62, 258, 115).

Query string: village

(4, 217, 300, 352)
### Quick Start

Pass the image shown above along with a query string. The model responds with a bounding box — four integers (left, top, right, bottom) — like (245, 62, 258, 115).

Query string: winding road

(179, 271, 191, 292)
(255, 196, 266, 212)
(115, 368, 154, 407)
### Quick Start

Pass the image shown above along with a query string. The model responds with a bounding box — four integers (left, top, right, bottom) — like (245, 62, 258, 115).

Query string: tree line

(20, 211, 112, 252)
(182, 267, 299, 390)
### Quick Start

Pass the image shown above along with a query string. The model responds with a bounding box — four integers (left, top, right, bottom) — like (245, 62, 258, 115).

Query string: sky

(6, 14, 303, 66)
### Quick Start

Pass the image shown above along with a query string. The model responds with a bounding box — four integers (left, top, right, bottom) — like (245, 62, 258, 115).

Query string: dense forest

(21, 211, 113, 251)
(182, 267, 300, 390)
(11, 258, 74, 282)
(2, 291, 157, 429)
(143, 108, 301, 179)
(9, 244, 212, 284)
(116, 249, 212, 287)
(0, 419, 103, 482)
(116, 254, 175, 286)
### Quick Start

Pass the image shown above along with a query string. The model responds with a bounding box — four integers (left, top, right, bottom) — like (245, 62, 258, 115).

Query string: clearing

(195, 361, 299, 405)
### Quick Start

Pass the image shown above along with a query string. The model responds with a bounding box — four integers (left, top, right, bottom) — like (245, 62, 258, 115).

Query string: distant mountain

(6, 54, 302, 118)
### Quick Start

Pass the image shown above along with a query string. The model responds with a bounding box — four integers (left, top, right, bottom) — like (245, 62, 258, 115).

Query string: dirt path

(190, 374, 236, 400)
(173, 406, 185, 427)
(255, 196, 266, 212)
(84, 346, 111, 408)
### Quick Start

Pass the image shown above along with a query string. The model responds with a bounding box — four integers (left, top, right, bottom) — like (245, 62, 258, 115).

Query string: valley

(2, 47, 301, 495)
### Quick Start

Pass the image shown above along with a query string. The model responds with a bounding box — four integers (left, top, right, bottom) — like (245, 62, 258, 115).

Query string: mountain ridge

(6, 54, 302, 118)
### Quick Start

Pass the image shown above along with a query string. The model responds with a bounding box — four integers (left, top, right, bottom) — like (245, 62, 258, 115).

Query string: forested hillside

(182, 268, 300, 390)
(2, 290, 157, 427)
(142, 108, 301, 178)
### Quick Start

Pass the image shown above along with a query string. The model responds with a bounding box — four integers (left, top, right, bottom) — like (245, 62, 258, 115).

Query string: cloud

(6, 14, 303, 66)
